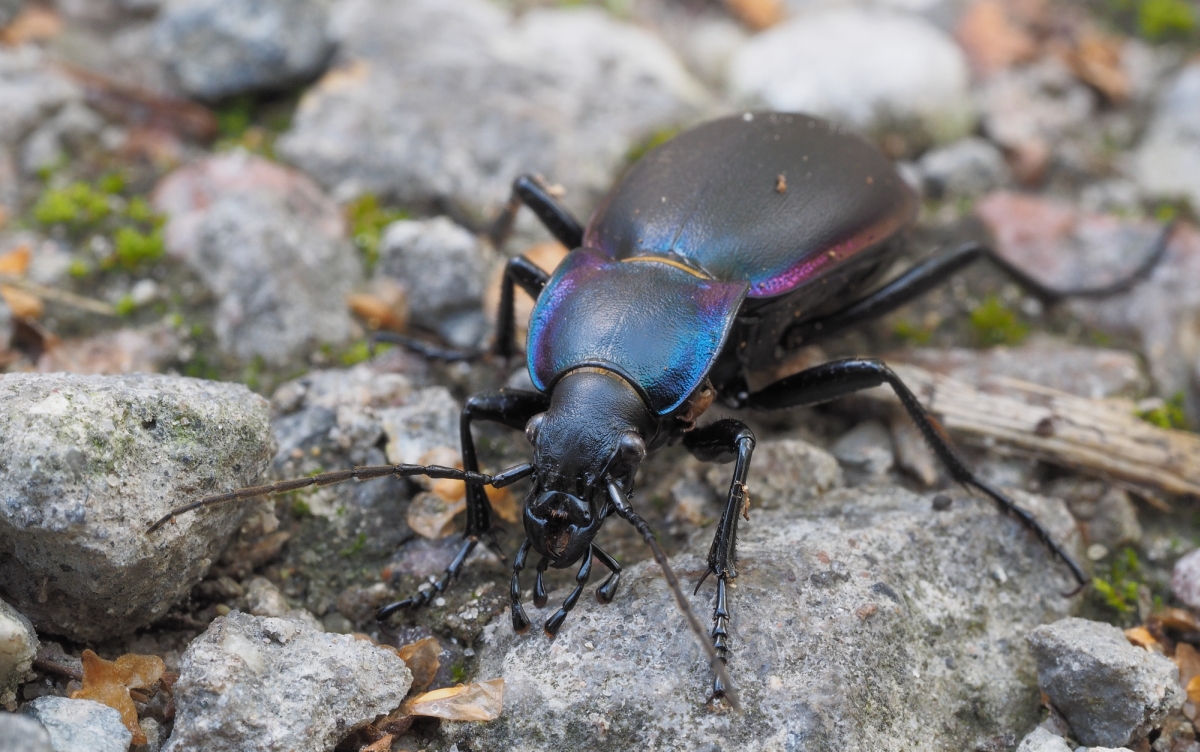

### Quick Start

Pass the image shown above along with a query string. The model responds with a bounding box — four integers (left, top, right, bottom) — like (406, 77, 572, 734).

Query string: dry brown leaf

(406, 492, 466, 539)
(1159, 608, 1200, 633)
(486, 485, 519, 524)
(1069, 31, 1130, 103)
(401, 679, 504, 721)
(1188, 676, 1200, 707)
(360, 734, 393, 752)
(1, 286, 43, 319)
(723, 0, 784, 30)
(1125, 626, 1160, 651)
(396, 636, 442, 694)
(0, 245, 30, 276)
(70, 649, 165, 745)
(347, 278, 409, 332)
(0, 5, 62, 45)
(1177, 643, 1200, 688)
(956, 0, 1038, 78)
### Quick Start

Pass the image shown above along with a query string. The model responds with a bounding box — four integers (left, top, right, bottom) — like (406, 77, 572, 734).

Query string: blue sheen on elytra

(527, 248, 748, 415)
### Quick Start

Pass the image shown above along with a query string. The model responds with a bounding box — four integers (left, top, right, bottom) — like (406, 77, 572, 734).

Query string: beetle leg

(544, 545, 594, 638)
(377, 390, 548, 620)
(489, 173, 585, 251)
(591, 545, 622, 604)
(510, 538, 533, 634)
(533, 555, 550, 608)
(782, 227, 1174, 350)
(683, 419, 756, 699)
(745, 358, 1089, 594)
(494, 255, 551, 359)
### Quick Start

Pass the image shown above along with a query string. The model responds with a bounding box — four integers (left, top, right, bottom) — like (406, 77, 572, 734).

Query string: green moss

(114, 227, 165, 268)
(1138, 0, 1195, 39)
(625, 127, 679, 165)
(217, 95, 255, 139)
(114, 295, 136, 317)
(98, 172, 126, 195)
(892, 319, 934, 346)
(969, 296, 1028, 347)
(68, 259, 90, 278)
(33, 182, 111, 227)
(345, 194, 410, 271)
(1091, 547, 1144, 615)
(1137, 392, 1189, 430)
(339, 340, 374, 367)
(451, 661, 469, 683)
(339, 533, 368, 558)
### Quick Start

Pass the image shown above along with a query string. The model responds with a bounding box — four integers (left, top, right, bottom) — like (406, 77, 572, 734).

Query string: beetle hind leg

(544, 546, 594, 638)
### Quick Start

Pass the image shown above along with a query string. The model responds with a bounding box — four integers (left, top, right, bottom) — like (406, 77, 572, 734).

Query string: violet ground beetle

(153, 111, 1174, 704)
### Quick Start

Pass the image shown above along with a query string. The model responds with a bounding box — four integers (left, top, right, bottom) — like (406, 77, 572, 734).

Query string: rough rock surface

(0, 712, 54, 752)
(918, 136, 1010, 199)
(1135, 63, 1200, 210)
(1172, 548, 1200, 611)
(163, 611, 411, 752)
(1016, 726, 1074, 752)
(153, 152, 363, 365)
(0, 373, 272, 641)
(0, 598, 37, 709)
(277, 0, 705, 217)
(704, 437, 843, 511)
(1027, 618, 1183, 748)
(156, 0, 332, 100)
(22, 697, 131, 752)
(729, 8, 974, 141)
(375, 218, 490, 338)
(449, 487, 1082, 751)
(0, 46, 80, 148)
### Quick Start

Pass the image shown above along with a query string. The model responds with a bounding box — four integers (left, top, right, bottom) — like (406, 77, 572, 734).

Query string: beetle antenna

(146, 462, 528, 533)
(368, 331, 482, 362)
(606, 480, 741, 711)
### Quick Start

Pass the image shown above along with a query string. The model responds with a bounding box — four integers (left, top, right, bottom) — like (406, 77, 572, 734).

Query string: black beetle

(154, 111, 1171, 701)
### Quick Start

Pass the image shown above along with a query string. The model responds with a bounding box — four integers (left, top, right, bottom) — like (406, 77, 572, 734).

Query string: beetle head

(522, 368, 653, 567)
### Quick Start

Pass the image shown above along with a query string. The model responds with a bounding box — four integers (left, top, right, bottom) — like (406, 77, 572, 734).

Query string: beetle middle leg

(743, 357, 1088, 592)
(489, 173, 585, 251)
(378, 389, 549, 619)
(683, 418, 756, 699)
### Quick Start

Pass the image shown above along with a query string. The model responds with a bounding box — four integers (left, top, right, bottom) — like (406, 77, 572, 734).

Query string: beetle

(155, 111, 1171, 701)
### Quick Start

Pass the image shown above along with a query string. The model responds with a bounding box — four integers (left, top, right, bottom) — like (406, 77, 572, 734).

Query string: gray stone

(1044, 479, 1141, 550)
(379, 387, 461, 466)
(163, 611, 411, 752)
(1134, 63, 1200, 211)
(891, 341, 1149, 400)
(978, 59, 1096, 159)
(155, 0, 332, 100)
(918, 137, 1010, 199)
(728, 8, 974, 142)
(18, 103, 105, 176)
(278, 0, 705, 218)
(705, 437, 843, 511)
(1027, 618, 1183, 748)
(153, 152, 363, 365)
(0, 47, 80, 147)
(450, 487, 1082, 751)
(0, 712, 54, 752)
(0, 373, 272, 641)
(831, 420, 895, 476)
(1018, 727, 1074, 752)
(0, 599, 36, 709)
(376, 218, 490, 330)
(1172, 548, 1200, 611)
(22, 697, 131, 752)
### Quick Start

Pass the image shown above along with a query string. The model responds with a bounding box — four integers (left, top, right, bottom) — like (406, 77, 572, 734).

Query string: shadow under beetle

(154, 111, 1172, 702)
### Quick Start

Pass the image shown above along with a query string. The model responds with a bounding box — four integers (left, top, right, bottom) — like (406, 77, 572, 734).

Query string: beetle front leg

(544, 545, 594, 638)
(591, 545, 622, 603)
(378, 389, 549, 621)
(683, 419, 756, 699)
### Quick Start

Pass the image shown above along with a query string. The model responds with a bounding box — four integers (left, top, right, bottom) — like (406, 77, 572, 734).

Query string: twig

(0, 274, 117, 316)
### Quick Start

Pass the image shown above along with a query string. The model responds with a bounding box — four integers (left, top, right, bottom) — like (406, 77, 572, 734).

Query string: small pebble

(1087, 544, 1110, 562)
(932, 494, 953, 511)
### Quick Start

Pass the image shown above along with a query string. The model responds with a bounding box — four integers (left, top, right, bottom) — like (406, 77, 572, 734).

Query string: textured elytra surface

(446, 487, 1082, 752)
(0, 373, 272, 641)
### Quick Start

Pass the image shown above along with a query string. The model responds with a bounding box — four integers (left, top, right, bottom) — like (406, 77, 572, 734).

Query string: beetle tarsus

(543, 545, 594, 638)
(510, 538, 533, 633)
(376, 538, 478, 621)
(591, 545, 622, 604)
(533, 556, 550, 608)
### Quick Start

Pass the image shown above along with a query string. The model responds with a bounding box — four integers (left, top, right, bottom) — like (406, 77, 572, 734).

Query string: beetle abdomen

(527, 248, 748, 415)
(584, 112, 917, 299)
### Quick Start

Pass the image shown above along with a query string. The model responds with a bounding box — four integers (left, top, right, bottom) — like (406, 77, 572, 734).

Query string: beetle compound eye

(525, 413, 545, 445)
(617, 432, 646, 466)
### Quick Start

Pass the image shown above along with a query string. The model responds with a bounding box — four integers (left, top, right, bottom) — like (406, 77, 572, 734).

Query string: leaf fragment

(400, 679, 504, 722)
(396, 636, 441, 694)
(70, 649, 165, 745)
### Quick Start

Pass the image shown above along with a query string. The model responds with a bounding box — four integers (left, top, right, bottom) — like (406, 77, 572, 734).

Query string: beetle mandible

(156, 111, 1171, 700)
